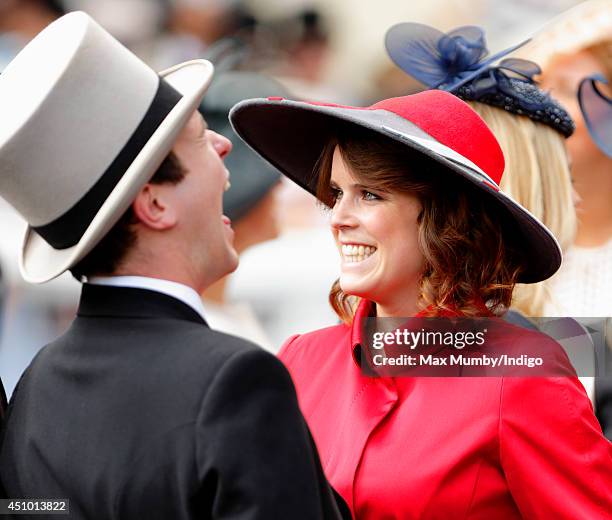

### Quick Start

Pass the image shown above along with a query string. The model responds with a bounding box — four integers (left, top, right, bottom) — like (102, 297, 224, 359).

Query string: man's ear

(132, 183, 177, 230)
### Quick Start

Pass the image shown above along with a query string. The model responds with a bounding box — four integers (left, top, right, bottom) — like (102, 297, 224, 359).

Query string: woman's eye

(363, 190, 380, 201)
(329, 188, 342, 204)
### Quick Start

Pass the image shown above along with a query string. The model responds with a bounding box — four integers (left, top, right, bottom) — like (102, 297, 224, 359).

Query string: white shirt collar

(87, 275, 207, 322)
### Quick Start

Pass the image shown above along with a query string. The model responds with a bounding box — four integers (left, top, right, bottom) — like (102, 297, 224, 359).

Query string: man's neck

(111, 259, 205, 294)
(201, 277, 228, 304)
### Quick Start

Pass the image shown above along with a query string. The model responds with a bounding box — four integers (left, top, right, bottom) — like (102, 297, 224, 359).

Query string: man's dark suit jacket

(0, 284, 349, 519)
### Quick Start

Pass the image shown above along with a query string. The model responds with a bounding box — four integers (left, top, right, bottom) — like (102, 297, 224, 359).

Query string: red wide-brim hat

(229, 90, 561, 283)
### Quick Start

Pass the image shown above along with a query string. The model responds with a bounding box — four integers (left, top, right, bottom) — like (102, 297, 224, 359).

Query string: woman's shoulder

(489, 320, 600, 425)
(278, 322, 350, 365)
(486, 317, 578, 372)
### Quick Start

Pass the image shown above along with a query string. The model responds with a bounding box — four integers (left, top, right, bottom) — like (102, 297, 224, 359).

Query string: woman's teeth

(341, 244, 377, 263)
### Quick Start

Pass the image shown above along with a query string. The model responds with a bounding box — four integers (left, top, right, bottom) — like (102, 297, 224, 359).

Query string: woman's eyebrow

(354, 182, 385, 191)
(329, 181, 378, 190)
(329, 180, 385, 193)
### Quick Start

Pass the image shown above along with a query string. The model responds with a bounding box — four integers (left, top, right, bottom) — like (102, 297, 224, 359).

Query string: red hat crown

(370, 90, 505, 185)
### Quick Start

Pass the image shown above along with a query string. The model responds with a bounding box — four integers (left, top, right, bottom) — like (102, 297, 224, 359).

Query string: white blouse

(545, 239, 612, 317)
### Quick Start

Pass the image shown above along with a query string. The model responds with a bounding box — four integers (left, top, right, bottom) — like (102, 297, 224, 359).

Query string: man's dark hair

(70, 152, 186, 281)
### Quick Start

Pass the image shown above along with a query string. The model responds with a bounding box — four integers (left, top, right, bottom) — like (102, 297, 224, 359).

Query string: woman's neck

(374, 285, 421, 318)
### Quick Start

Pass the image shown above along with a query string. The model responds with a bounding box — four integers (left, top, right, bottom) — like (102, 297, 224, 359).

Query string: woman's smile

(340, 243, 378, 263)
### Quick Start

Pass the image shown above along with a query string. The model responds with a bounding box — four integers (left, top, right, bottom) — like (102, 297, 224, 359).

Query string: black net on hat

(385, 22, 575, 137)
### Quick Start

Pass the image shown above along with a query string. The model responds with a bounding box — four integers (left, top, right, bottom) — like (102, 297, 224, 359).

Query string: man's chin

(221, 247, 240, 277)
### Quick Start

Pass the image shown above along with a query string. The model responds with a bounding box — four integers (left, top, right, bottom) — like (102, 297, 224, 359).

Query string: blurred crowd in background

(0, 0, 611, 402)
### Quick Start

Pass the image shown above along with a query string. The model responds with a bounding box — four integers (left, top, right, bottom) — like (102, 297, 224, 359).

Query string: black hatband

(33, 77, 183, 249)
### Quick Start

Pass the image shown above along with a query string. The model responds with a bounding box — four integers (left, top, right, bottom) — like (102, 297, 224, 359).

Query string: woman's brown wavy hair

(314, 125, 524, 323)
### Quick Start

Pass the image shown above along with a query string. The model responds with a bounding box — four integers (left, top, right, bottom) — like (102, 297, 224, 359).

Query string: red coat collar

(350, 299, 373, 354)
(350, 298, 493, 367)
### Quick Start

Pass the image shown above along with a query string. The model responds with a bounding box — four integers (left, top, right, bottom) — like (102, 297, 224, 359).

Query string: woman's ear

(132, 184, 177, 230)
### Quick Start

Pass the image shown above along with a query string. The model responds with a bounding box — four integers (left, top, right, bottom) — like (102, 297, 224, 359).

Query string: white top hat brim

(19, 59, 214, 283)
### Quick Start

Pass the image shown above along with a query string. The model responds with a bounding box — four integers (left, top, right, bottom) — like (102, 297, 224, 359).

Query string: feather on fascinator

(578, 73, 612, 157)
(385, 23, 575, 137)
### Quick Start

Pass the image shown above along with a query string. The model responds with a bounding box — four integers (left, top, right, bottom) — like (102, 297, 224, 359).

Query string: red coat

(279, 300, 612, 519)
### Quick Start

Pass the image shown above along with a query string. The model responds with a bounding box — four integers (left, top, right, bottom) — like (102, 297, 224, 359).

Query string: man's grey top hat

(200, 71, 289, 222)
(0, 12, 214, 283)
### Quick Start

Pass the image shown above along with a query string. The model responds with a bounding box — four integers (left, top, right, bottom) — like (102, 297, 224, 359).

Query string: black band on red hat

(32, 77, 182, 249)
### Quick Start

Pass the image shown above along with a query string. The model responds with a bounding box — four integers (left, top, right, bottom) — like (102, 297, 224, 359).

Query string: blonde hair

(467, 101, 576, 316)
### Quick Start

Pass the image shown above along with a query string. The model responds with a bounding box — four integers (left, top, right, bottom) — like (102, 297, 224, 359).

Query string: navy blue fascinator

(578, 74, 612, 157)
(385, 23, 574, 137)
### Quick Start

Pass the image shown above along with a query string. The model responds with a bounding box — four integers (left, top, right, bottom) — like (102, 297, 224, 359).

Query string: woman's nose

(210, 131, 232, 158)
(330, 197, 358, 230)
